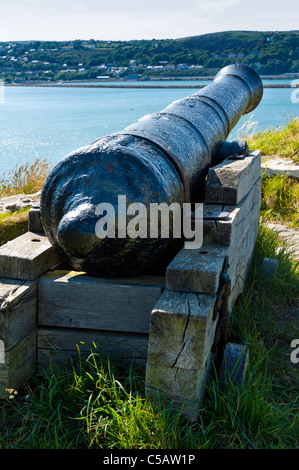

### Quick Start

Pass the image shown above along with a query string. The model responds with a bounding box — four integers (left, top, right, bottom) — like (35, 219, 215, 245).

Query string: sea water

(0, 82, 298, 175)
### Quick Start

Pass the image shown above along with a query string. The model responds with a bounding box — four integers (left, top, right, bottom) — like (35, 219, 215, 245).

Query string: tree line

(0, 30, 298, 83)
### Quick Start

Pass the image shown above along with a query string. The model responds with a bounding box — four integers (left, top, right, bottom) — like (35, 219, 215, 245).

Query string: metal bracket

(212, 255, 232, 353)
(203, 210, 230, 221)
(219, 140, 249, 160)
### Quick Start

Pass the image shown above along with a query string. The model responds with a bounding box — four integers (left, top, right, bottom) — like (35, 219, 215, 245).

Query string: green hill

(0, 30, 298, 82)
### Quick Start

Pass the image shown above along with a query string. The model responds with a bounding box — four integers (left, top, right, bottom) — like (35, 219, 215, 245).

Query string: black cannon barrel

(40, 64, 263, 277)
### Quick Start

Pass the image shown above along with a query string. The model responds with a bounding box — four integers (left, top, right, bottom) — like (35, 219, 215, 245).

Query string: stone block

(0, 192, 41, 214)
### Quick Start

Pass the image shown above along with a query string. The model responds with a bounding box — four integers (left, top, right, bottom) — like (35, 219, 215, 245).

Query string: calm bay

(0, 80, 298, 175)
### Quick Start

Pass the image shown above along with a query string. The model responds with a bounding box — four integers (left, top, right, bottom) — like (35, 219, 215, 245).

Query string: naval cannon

(40, 64, 263, 277)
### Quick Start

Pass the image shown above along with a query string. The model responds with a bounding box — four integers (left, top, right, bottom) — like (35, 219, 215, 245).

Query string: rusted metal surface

(40, 64, 263, 277)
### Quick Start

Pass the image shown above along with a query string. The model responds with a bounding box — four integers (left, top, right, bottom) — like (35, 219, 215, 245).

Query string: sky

(0, 0, 298, 42)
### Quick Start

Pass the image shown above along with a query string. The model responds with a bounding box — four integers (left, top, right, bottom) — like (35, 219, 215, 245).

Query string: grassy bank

(0, 208, 30, 246)
(240, 116, 299, 227)
(260, 176, 299, 227)
(0, 159, 51, 245)
(0, 159, 51, 198)
(243, 116, 299, 164)
(0, 223, 298, 449)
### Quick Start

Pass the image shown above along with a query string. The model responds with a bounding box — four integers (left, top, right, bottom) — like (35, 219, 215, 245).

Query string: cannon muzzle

(40, 64, 263, 277)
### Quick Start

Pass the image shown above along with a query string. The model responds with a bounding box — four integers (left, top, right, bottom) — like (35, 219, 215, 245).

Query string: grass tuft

(0, 158, 51, 197)
(237, 116, 299, 163)
(260, 175, 299, 227)
(0, 208, 30, 246)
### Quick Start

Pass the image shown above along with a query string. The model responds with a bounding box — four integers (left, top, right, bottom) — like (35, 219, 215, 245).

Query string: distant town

(0, 30, 298, 83)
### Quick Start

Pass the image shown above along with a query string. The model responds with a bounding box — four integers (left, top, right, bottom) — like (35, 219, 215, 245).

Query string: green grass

(243, 116, 299, 163)
(260, 175, 299, 227)
(0, 158, 51, 197)
(0, 208, 30, 246)
(235, 116, 299, 227)
(0, 158, 51, 245)
(0, 224, 298, 449)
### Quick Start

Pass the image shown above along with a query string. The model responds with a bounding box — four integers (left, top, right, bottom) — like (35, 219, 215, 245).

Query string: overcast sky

(0, 0, 298, 42)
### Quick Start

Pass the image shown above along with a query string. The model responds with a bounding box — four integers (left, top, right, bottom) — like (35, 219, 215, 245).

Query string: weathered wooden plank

(205, 150, 261, 205)
(38, 327, 149, 370)
(145, 364, 208, 421)
(202, 176, 261, 247)
(146, 364, 205, 401)
(166, 245, 228, 294)
(0, 352, 36, 398)
(147, 290, 217, 370)
(223, 177, 261, 309)
(0, 231, 62, 280)
(0, 330, 36, 381)
(0, 279, 37, 397)
(145, 290, 218, 420)
(38, 271, 165, 334)
(0, 278, 37, 349)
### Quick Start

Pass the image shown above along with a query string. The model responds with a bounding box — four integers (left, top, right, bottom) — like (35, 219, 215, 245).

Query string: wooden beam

(38, 270, 165, 334)
(0, 232, 61, 280)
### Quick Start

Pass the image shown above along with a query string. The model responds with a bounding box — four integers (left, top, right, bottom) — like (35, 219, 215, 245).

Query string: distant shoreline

(5, 83, 298, 89)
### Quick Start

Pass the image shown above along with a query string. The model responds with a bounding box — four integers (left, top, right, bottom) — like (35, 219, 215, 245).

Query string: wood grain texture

(38, 327, 149, 370)
(38, 270, 165, 334)
(0, 330, 36, 380)
(0, 278, 37, 349)
(0, 352, 36, 397)
(145, 290, 218, 420)
(147, 290, 217, 370)
(166, 245, 228, 294)
(205, 150, 261, 205)
(0, 232, 61, 280)
(145, 362, 209, 421)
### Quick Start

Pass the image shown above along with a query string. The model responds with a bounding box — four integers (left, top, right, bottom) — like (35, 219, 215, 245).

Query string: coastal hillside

(0, 30, 298, 82)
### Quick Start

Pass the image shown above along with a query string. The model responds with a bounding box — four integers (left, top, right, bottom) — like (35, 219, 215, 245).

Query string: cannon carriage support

(0, 64, 263, 419)
(0, 149, 261, 418)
